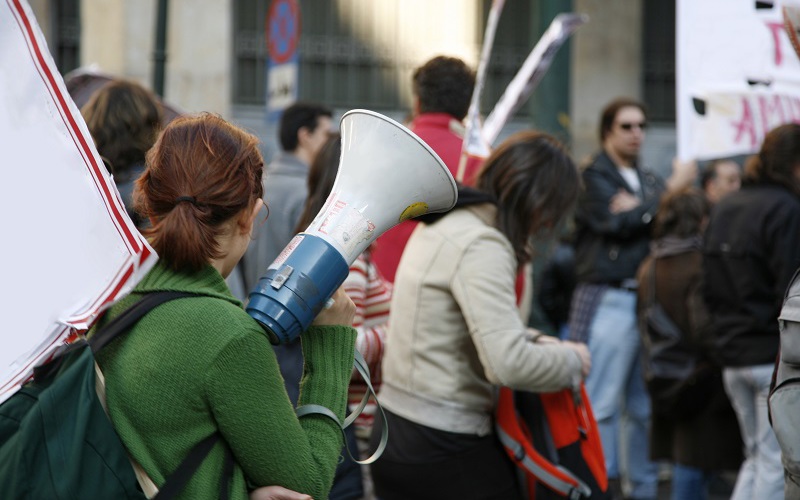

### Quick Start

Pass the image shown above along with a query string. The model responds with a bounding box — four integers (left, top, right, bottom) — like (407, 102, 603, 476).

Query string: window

(233, 0, 268, 105)
(642, 0, 676, 122)
(52, 0, 80, 74)
(232, 0, 535, 115)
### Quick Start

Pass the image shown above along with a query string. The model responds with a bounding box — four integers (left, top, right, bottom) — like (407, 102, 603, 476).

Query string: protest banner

(459, 11, 588, 171)
(456, 0, 505, 182)
(677, 0, 800, 161)
(0, 0, 156, 403)
(481, 13, 587, 147)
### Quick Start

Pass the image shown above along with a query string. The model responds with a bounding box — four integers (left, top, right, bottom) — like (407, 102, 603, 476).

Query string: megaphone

(247, 109, 458, 344)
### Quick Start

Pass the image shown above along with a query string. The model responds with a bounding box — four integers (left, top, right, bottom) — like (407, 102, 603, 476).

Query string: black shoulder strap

(89, 291, 195, 354)
(154, 434, 234, 500)
(88, 290, 234, 499)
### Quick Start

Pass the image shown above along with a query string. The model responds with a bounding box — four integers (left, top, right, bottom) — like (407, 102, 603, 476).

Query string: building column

(571, 0, 642, 164)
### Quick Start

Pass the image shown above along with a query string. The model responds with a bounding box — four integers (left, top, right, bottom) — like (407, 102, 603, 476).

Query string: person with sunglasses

(567, 97, 696, 500)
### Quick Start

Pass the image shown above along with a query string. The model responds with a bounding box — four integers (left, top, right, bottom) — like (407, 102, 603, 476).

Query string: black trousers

(369, 409, 523, 500)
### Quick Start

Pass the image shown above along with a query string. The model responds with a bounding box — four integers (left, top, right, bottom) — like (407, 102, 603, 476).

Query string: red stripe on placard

(69, 258, 138, 325)
(70, 248, 152, 323)
(68, 258, 133, 324)
(8, 0, 140, 254)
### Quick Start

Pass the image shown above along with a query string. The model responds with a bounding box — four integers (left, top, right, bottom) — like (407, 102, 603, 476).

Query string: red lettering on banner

(732, 98, 758, 148)
(759, 95, 786, 134)
(766, 22, 785, 66)
(731, 95, 800, 148)
(791, 97, 800, 122)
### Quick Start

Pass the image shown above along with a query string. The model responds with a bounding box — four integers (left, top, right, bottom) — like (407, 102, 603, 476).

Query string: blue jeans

(585, 288, 658, 499)
(671, 464, 711, 500)
(723, 364, 783, 500)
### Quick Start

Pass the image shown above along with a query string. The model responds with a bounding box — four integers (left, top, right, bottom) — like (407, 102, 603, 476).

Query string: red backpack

(495, 384, 608, 499)
(498, 269, 608, 499)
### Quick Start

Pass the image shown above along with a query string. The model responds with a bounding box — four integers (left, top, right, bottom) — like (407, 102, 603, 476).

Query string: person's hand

(249, 486, 312, 500)
(666, 157, 698, 192)
(562, 340, 591, 378)
(533, 332, 561, 345)
(609, 189, 640, 214)
(311, 286, 356, 327)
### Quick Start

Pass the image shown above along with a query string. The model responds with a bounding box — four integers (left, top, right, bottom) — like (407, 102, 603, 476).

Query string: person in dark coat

(703, 123, 800, 500)
(636, 187, 742, 500)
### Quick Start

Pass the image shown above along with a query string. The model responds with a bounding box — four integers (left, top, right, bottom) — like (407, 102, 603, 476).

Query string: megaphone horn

(247, 109, 458, 344)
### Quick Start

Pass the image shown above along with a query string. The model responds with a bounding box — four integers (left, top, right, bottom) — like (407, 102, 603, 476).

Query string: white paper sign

(0, 0, 156, 403)
(677, 0, 800, 160)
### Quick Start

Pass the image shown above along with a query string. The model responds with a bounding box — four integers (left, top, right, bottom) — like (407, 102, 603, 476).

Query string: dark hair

(599, 97, 647, 143)
(413, 56, 475, 120)
(476, 131, 581, 264)
(278, 102, 333, 152)
(295, 133, 342, 233)
(81, 79, 163, 174)
(134, 114, 264, 272)
(652, 187, 710, 239)
(743, 123, 800, 195)
(700, 160, 720, 190)
(700, 158, 739, 190)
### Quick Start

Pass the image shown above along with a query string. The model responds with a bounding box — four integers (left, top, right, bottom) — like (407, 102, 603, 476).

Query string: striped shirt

(345, 252, 392, 438)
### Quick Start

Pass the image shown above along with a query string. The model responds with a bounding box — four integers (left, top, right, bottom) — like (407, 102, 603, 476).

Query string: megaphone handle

(295, 349, 388, 465)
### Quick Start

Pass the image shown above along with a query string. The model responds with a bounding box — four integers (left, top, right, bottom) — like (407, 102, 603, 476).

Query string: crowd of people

(76, 52, 800, 500)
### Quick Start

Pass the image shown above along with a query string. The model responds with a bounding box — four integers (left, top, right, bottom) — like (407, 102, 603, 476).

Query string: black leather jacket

(573, 151, 666, 284)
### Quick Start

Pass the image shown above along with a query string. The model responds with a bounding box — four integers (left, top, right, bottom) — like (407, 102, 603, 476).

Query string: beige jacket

(379, 203, 582, 436)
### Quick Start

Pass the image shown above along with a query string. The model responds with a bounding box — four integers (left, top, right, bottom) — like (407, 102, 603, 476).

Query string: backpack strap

(495, 387, 592, 500)
(90, 291, 233, 499)
(153, 435, 234, 500)
(295, 349, 388, 465)
(89, 291, 196, 353)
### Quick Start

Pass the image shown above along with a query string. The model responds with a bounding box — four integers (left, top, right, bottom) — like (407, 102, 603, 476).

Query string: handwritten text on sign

(677, 0, 800, 160)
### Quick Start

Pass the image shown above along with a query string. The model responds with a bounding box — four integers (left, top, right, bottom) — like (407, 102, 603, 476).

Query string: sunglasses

(618, 121, 647, 131)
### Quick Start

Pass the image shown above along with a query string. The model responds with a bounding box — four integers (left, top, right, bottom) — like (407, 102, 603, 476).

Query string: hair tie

(174, 196, 198, 206)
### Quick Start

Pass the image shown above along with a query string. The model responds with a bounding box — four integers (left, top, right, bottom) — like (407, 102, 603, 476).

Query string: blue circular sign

(267, 0, 299, 64)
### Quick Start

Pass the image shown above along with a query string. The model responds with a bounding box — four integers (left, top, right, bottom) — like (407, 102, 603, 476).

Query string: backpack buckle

(513, 442, 526, 462)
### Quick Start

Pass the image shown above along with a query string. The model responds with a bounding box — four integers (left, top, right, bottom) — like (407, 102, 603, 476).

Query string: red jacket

(372, 113, 483, 282)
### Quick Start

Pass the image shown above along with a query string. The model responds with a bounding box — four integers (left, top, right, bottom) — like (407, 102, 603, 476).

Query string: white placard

(677, 0, 800, 160)
(267, 63, 298, 112)
(0, 0, 156, 403)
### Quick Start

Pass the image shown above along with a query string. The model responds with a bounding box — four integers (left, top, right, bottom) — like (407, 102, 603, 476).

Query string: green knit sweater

(93, 262, 357, 499)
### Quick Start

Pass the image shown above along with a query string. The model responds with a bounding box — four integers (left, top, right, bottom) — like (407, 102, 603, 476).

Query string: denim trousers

(722, 364, 784, 500)
(671, 464, 712, 500)
(585, 287, 658, 500)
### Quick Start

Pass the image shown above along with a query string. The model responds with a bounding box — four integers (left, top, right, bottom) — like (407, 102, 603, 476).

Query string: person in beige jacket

(369, 131, 591, 500)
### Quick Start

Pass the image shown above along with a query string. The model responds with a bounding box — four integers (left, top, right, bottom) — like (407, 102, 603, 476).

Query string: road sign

(266, 0, 300, 120)
(267, 0, 299, 64)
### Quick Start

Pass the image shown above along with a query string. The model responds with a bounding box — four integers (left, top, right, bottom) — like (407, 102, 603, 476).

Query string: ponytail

(134, 114, 264, 272)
